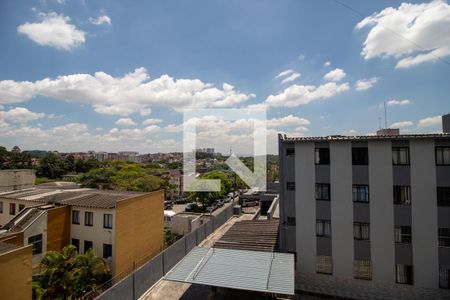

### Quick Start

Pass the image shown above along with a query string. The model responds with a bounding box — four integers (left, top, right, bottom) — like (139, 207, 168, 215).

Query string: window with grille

(354, 223, 370, 240)
(85, 211, 93, 226)
(28, 234, 42, 255)
(395, 264, 413, 284)
(439, 268, 450, 289)
(436, 147, 450, 165)
(353, 185, 369, 203)
(392, 147, 410, 165)
(286, 148, 295, 156)
(437, 187, 450, 206)
(394, 226, 412, 243)
(316, 219, 331, 237)
(316, 256, 333, 274)
(103, 244, 112, 259)
(352, 147, 369, 165)
(315, 148, 330, 165)
(104, 214, 113, 229)
(72, 210, 80, 224)
(438, 228, 450, 247)
(315, 183, 330, 201)
(393, 186, 411, 205)
(286, 182, 295, 191)
(354, 260, 372, 280)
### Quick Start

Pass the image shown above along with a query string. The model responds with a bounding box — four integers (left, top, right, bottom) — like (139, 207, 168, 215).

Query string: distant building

(95, 151, 108, 162)
(0, 169, 35, 192)
(443, 113, 450, 134)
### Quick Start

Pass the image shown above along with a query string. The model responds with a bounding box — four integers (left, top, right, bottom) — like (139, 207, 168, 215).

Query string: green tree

(110, 164, 162, 192)
(188, 170, 232, 208)
(37, 152, 65, 179)
(78, 167, 114, 189)
(33, 245, 111, 299)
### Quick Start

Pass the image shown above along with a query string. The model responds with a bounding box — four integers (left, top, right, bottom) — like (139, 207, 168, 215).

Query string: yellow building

(0, 242, 32, 300)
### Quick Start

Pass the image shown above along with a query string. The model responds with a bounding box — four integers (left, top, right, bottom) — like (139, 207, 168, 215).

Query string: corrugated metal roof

(165, 247, 294, 295)
(279, 133, 450, 143)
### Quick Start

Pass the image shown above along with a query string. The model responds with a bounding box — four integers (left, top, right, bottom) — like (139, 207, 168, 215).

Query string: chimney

(376, 128, 400, 136)
(443, 113, 450, 133)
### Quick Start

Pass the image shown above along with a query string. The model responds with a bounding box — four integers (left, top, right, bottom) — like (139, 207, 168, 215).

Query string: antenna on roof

(378, 117, 382, 130)
(384, 101, 388, 129)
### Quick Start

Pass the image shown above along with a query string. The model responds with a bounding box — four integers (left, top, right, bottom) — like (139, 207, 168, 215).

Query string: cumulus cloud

(115, 118, 136, 126)
(265, 82, 349, 107)
(89, 15, 111, 25)
(418, 115, 441, 127)
(386, 99, 411, 106)
(142, 118, 162, 125)
(323, 68, 346, 82)
(356, 0, 450, 68)
(354, 77, 379, 91)
(390, 121, 413, 128)
(0, 67, 255, 116)
(266, 115, 310, 128)
(281, 72, 301, 84)
(0, 107, 45, 124)
(17, 12, 85, 50)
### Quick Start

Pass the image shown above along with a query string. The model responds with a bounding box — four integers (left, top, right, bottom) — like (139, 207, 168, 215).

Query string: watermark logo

(182, 108, 267, 192)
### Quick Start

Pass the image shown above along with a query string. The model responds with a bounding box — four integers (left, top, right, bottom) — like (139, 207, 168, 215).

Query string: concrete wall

(0, 245, 32, 300)
(47, 206, 71, 251)
(115, 190, 164, 276)
(23, 211, 48, 267)
(0, 169, 35, 192)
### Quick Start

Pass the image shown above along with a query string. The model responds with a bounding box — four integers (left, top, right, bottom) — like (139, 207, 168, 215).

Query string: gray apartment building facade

(278, 130, 450, 290)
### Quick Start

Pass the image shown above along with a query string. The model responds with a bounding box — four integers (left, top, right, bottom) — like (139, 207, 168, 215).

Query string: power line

(331, 0, 450, 67)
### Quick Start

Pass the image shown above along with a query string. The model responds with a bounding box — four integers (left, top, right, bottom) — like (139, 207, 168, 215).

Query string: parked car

(205, 202, 218, 212)
(164, 200, 173, 210)
(174, 197, 188, 204)
(224, 196, 232, 203)
(185, 203, 197, 212)
(215, 199, 224, 207)
(241, 199, 259, 207)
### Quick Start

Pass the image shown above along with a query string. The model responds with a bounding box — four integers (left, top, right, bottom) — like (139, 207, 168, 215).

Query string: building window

(28, 234, 42, 255)
(438, 228, 450, 247)
(354, 222, 370, 240)
(354, 260, 372, 280)
(0, 201, 3, 213)
(84, 240, 93, 253)
(393, 186, 411, 205)
(395, 264, 413, 285)
(286, 148, 295, 156)
(85, 211, 93, 226)
(316, 219, 331, 237)
(19, 204, 25, 212)
(286, 182, 295, 191)
(436, 147, 450, 166)
(72, 210, 80, 224)
(352, 147, 369, 165)
(353, 185, 369, 203)
(394, 226, 412, 244)
(315, 183, 330, 201)
(316, 256, 332, 274)
(9, 203, 16, 215)
(315, 148, 330, 165)
(72, 238, 80, 252)
(287, 217, 296, 226)
(103, 244, 112, 259)
(104, 214, 113, 229)
(440, 268, 450, 289)
(437, 187, 450, 206)
(392, 147, 409, 165)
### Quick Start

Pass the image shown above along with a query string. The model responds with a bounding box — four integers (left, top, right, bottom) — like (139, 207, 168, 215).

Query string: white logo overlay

(182, 108, 267, 192)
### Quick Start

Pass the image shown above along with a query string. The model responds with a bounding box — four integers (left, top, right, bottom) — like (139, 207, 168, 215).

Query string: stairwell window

(353, 185, 369, 203)
(436, 147, 450, 165)
(352, 147, 369, 165)
(354, 223, 370, 240)
(392, 147, 409, 165)
(395, 264, 413, 285)
(315, 148, 330, 165)
(393, 186, 411, 205)
(437, 187, 450, 206)
(438, 228, 450, 247)
(316, 219, 331, 237)
(315, 183, 330, 201)
(394, 226, 412, 244)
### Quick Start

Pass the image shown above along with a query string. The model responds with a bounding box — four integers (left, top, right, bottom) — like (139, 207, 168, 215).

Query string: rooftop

(279, 133, 450, 143)
(0, 188, 146, 209)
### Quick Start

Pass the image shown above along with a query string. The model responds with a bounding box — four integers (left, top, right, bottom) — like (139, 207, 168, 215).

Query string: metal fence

(93, 204, 234, 300)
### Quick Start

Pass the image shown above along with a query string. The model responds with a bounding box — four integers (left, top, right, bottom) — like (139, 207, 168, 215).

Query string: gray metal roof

(279, 133, 450, 143)
(164, 247, 294, 295)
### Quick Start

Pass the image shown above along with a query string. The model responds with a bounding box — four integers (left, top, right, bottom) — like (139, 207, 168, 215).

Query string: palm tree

(33, 245, 111, 299)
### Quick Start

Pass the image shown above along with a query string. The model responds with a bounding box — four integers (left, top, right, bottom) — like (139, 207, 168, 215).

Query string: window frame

(287, 217, 296, 226)
(286, 148, 295, 156)
(286, 182, 296, 191)
(352, 147, 369, 165)
(437, 187, 450, 207)
(439, 268, 450, 289)
(395, 264, 414, 285)
(393, 186, 411, 205)
(85, 211, 93, 227)
(394, 225, 412, 244)
(352, 185, 370, 203)
(354, 260, 372, 280)
(28, 234, 43, 255)
(436, 146, 450, 166)
(315, 183, 331, 201)
(103, 214, 113, 229)
(84, 240, 93, 253)
(438, 228, 450, 247)
(316, 219, 331, 237)
(392, 147, 410, 165)
(103, 244, 113, 259)
(315, 148, 330, 165)
(72, 210, 80, 225)
(354, 222, 370, 241)
(316, 255, 333, 275)
(9, 203, 16, 215)
(71, 238, 80, 252)
(0, 201, 3, 214)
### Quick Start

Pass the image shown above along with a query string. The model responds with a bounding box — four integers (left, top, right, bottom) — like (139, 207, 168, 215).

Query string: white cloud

(323, 68, 346, 82)
(275, 69, 294, 79)
(142, 118, 162, 125)
(0, 67, 255, 116)
(386, 99, 411, 106)
(89, 15, 111, 25)
(265, 82, 349, 107)
(0, 107, 45, 123)
(115, 118, 136, 126)
(354, 77, 379, 91)
(281, 72, 301, 84)
(140, 108, 152, 116)
(418, 115, 441, 127)
(266, 115, 310, 128)
(324, 61, 331, 67)
(390, 121, 413, 128)
(17, 12, 86, 50)
(356, 0, 450, 68)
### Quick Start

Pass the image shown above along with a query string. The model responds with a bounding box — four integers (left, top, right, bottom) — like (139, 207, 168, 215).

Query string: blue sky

(0, 0, 449, 154)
